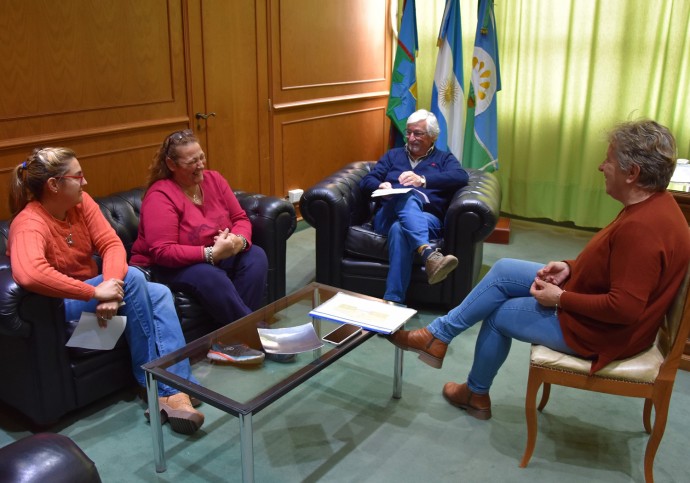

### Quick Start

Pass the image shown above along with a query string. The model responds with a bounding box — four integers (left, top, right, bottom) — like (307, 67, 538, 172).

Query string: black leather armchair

(300, 161, 501, 309)
(0, 187, 296, 426)
(0, 433, 101, 483)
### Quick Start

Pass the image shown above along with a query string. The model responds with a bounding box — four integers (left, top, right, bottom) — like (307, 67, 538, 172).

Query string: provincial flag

(430, 0, 465, 160)
(462, 0, 501, 171)
(387, 0, 418, 148)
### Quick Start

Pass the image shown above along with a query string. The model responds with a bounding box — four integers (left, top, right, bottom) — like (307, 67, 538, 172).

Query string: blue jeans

(64, 267, 195, 397)
(374, 192, 442, 303)
(427, 258, 578, 394)
(154, 245, 268, 326)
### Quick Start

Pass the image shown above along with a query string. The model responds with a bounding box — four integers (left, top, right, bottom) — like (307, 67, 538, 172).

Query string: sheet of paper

(309, 292, 417, 334)
(65, 312, 127, 350)
(257, 322, 324, 354)
(371, 188, 429, 203)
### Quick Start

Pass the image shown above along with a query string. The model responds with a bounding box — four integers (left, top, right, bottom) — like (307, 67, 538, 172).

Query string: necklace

(185, 186, 202, 204)
(66, 221, 74, 247)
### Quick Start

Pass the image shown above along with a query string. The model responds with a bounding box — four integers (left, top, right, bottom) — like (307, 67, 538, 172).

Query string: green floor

(1, 219, 688, 482)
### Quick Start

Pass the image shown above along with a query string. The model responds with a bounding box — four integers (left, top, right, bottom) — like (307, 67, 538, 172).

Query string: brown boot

(387, 328, 447, 368)
(442, 382, 492, 420)
(425, 249, 459, 284)
(158, 392, 205, 434)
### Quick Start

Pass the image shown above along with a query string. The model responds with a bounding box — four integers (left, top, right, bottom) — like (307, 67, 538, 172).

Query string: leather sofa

(0, 188, 296, 426)
(0, 433, 101, 483)
(300, 161, 501, 309)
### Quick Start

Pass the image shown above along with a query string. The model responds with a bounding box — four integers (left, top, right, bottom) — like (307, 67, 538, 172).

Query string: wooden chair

(519, 263, 690, 483)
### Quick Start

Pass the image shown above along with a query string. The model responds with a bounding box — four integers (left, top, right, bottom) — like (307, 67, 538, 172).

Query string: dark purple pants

(154, 245, 268, 326)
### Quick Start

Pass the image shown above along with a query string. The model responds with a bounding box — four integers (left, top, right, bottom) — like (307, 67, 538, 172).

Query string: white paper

(65, 312, 127, 350)
(309, 292, 417, 334)
(257, 322, 324, 354)
(371, 188, 430, 204)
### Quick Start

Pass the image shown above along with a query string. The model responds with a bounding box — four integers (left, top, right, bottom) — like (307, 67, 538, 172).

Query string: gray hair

(407, 109, 440, 140)
(608, 119, 677, 192)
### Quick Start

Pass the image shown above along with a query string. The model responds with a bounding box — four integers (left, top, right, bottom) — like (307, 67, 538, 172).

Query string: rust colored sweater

(7, 193, 127, 301)
(559, 191, 690, 373)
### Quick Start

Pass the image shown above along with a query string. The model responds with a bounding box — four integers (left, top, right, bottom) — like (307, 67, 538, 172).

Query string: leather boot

(388, 328, 447, 368)
(158, 392, 205, 434)
(425, 249, 459, 284)
(442, 382, 492, 420)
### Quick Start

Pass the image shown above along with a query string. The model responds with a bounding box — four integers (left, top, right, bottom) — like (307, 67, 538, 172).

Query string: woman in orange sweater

(7, 147, 204, 434)
(389, 119, 690, 420)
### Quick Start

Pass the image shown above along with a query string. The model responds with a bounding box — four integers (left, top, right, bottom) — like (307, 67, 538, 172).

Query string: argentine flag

(430, 0, 464, 160)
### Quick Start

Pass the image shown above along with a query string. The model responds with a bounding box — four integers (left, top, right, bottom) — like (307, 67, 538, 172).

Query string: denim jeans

(427, 258, 578, 394)
(64, 267, 195, 397)
(373, 192, 442, 303)
(154, 245, 268, 326)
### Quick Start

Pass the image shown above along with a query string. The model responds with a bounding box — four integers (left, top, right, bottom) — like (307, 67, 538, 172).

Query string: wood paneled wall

(0, 0, 392, 219)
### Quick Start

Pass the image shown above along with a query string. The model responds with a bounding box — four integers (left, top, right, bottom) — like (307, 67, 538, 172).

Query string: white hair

(407, 109, 440, 139)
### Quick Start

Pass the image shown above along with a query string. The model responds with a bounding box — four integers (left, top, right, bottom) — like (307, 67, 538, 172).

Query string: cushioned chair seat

(530, 344, 664, 383)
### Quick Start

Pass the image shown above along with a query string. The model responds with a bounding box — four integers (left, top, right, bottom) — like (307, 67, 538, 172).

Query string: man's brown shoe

(388, 328, 447, 368)
(425, 249, 459, 284)
(442, 382, 492, 420)
(158, 392, 205, 434)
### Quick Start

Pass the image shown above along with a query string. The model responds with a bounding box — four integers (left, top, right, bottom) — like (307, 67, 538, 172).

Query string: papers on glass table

(309, 292, 416, 334)
(258, 322, 324, 354)
(65, 312, 127, 350)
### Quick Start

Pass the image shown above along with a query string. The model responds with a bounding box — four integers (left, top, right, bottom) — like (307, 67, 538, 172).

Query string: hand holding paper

(66, 312, 127, 350)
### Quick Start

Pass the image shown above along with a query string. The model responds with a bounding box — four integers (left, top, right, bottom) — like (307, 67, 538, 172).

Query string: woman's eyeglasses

(164, 129, 194, 157)
(57, 175, 86, 184)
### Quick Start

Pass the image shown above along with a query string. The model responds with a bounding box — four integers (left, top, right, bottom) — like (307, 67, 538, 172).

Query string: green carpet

(1, 219, 688, 482)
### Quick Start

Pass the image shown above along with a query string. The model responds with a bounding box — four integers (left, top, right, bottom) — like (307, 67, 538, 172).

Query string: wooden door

(185, 0, 270, 195)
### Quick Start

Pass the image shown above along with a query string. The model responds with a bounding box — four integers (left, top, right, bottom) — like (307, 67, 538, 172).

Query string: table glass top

(143, 283, 379, 416)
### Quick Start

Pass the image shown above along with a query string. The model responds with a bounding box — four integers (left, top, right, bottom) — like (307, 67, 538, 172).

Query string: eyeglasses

(164, 129, 194, 157)
(177, 155, 206, 168)
(57, 175, 85, 184)
(405, 130, 428, 138)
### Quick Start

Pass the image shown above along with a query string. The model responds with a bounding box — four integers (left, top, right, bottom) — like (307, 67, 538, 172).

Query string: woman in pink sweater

(8, 147, 204, 434)
(131, 130, 268, 328)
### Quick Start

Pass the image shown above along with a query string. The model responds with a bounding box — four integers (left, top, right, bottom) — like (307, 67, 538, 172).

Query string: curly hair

(145, 129, 199, 190)
(608, 119, 677, 192)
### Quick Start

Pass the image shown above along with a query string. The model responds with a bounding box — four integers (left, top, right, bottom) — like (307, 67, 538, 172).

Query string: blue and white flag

(430, 0, 464, 159)
(463, 0, 501, 171)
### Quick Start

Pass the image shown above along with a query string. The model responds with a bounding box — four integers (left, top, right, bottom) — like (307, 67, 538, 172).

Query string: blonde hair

(9, 147, 76, 218)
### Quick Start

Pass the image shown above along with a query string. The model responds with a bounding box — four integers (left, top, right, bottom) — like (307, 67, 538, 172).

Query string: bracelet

(555, 290, 566, 309)
(236, 235, 248, 252)
(204, 246, 214, 265)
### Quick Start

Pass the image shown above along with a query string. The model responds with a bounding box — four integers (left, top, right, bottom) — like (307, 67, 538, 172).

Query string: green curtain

(410, 0, 690, 228)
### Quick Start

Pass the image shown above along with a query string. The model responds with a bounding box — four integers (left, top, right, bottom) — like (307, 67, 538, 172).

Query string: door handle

(195, 112, 216, 120)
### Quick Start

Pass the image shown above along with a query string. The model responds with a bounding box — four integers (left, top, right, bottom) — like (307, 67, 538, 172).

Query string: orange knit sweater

(7, 193, 127, 301)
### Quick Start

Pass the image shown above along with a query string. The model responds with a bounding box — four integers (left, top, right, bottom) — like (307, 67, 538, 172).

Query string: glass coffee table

(143, 283, 404, 483)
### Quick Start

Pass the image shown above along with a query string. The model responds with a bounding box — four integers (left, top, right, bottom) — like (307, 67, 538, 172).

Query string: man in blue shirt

(359, 109, 469, 304)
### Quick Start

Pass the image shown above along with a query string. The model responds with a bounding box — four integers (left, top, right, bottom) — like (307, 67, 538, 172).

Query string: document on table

(65, 312, 127, 350)
(371, 188, 429, 204)
(309, 292, 417, 334)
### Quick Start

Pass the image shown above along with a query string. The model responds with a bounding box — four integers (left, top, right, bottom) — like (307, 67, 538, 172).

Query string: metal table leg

(393, 346, 403, 399)
(146, 372, 166, 472)
(239, 412, 254, 483)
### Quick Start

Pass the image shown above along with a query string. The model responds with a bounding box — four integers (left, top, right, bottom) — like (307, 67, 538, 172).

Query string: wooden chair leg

(644, 391, 672, 483)
(643, 398, 652, 434)
(520, 369, 542, 468)
(537, 382, 551, 411)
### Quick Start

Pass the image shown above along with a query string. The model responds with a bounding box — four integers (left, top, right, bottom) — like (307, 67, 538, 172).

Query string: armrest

(300, 161, 376, 284)
(444, 169, 502, 247)
(234, 191, 297, 301)
(0, 262, 31, 338)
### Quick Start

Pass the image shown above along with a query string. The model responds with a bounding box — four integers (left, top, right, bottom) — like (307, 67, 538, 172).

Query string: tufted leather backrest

(95, 188, 144, 260)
